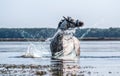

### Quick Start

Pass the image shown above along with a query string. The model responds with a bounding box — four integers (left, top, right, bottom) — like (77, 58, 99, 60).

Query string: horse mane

(57, 16, 84, 30)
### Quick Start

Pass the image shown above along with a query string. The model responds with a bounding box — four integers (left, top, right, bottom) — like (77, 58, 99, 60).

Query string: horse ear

(63, 16, 67, 20)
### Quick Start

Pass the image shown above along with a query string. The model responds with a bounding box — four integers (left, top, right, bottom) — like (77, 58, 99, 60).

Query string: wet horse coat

(50, 17, 83, 60)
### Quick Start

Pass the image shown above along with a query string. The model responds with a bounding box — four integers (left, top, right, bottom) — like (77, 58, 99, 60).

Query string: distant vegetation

(0, 28, 120, 40)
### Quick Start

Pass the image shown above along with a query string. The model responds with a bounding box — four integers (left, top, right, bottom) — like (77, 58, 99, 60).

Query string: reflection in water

(1, 41, 120, 76)
(0, 60, 82, 76)
(51, 59, 81, 76)
(51, 59, 63, 76)
(0, 58, 120, 76)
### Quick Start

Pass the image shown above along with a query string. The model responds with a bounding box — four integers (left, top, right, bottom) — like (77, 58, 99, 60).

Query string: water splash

(80, 28, 91, 39)
(18, 30, 50, 58)
(49, 28, 79, 59)
(22, 44, 42, 58)
(19, 30, 37, 40)
(46, 29, 61, 41)
(46, 28, 76, 42)
(80, 19, 105, 39)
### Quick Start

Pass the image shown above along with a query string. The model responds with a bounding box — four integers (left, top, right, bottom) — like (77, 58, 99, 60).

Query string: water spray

(80, 19, 105, 39)
(19, 30, 50, 58)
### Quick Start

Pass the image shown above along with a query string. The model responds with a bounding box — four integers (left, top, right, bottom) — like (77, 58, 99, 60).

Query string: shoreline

(0, 38, 120, 41)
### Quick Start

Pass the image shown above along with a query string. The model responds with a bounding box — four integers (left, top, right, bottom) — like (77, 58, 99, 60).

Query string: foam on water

(23, 44, 42, 57)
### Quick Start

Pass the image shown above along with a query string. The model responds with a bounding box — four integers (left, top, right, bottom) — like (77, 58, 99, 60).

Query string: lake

(0, 41, 120, 76)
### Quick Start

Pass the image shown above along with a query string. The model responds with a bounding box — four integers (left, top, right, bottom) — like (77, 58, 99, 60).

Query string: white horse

(50, 16, 83, 60)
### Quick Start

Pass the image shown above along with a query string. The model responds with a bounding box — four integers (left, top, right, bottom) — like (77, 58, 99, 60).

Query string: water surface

(0, 41, 120, 76)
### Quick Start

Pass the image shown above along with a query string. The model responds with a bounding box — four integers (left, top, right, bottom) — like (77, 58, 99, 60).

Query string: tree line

(0, 28, 120, 39)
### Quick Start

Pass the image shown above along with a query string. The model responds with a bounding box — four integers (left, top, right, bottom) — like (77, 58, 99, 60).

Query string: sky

(0, 0, 120, 28)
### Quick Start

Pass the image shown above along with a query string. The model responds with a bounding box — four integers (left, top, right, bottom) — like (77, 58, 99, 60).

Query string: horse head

(58, 16, 84, 30)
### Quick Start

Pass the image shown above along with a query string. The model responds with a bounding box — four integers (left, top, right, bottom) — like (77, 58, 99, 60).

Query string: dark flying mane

(58, 16, 83, 30)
